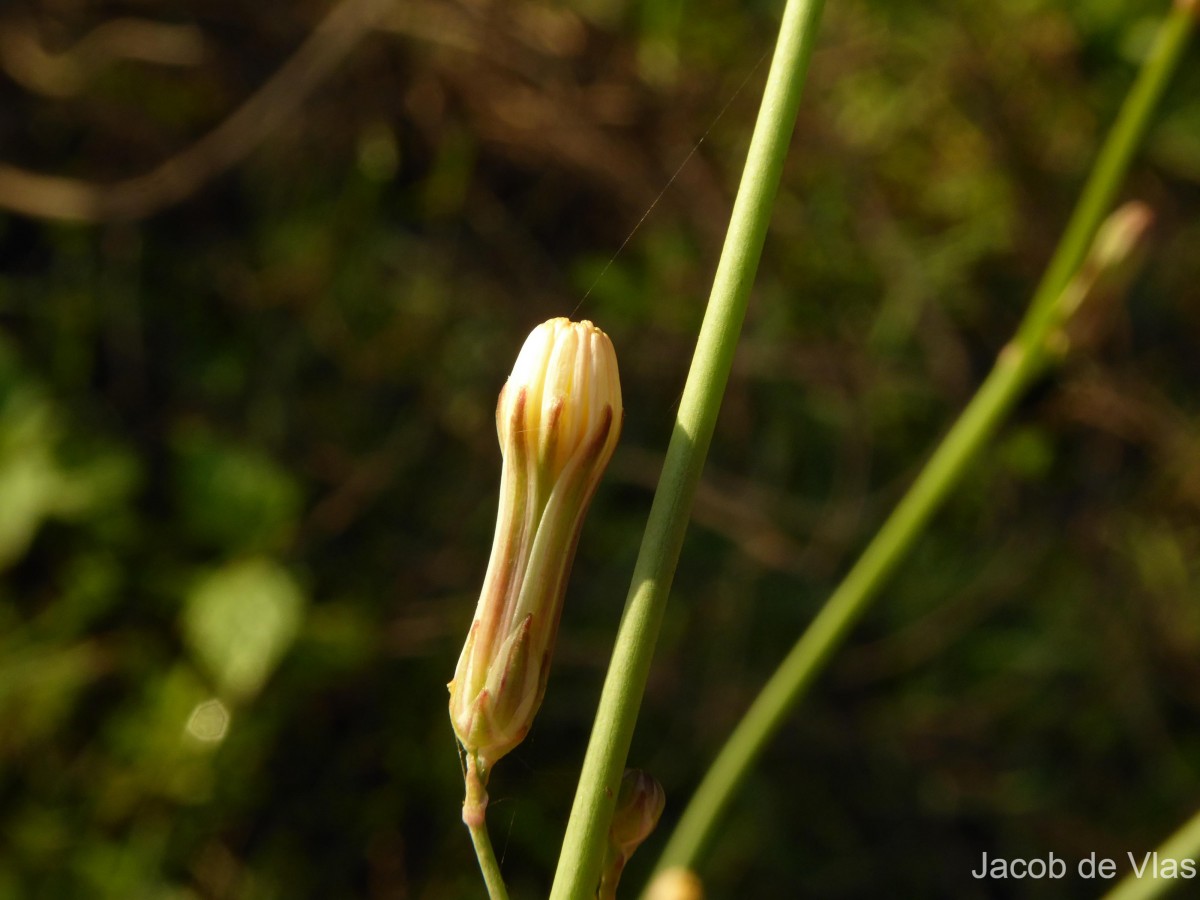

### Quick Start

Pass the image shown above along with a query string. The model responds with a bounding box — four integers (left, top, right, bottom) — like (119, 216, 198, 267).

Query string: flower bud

(598, 769, 667, 899)
(449, 318, 622, 817)
(1057, 201, 1154, 353)
(610, 769, 667, 857)
(645, 867, 705, 900)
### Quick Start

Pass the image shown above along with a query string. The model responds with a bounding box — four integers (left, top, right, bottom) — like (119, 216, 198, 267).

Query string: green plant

(445, 0, 1198, 896)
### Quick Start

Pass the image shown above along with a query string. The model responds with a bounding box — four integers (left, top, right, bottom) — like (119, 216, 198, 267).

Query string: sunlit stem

(1102, 805, 1200, 900)
(548, 0, 829, 896)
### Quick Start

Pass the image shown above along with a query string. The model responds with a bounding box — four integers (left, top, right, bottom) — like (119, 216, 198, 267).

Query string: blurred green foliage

(0, 0, 1198, 897)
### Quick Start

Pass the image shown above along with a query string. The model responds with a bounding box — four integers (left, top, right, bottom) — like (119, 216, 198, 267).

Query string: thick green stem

(654, 1, 1196, 875)
(548, 0, 828, 897)
(1103, 805, 1200, 900)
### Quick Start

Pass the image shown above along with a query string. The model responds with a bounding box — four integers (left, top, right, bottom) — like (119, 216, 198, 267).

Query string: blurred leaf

(0, 343, 137, 570)
(171, 427, 302, 552)
(0, 640, 106, 753)
(996, 425, 1055, 481)
(182, 558, 306, 702)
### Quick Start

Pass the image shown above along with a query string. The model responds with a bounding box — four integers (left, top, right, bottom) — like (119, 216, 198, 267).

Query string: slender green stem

(467, 818, 510, 900)
(1103, 805, 1200, 900)
(655, 342, 1040, 874)
(548, 0, 828, 897)
(463, 757, 509, 900)
(654, 0, 1196, 876)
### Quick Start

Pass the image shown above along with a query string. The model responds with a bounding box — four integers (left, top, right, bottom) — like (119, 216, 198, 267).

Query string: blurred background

(1, 0, 1199, 897)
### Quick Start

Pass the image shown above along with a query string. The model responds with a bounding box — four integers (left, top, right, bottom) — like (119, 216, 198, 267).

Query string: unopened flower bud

(610, 769, 666, 856)
(449, 318, 622, 821)
(645, 867, 705, 900)
(1058, 201, 1154, 352)
(598, 769, 666, 900)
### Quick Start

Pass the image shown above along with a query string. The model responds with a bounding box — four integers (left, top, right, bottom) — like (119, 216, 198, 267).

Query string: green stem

(548, 0, 828, 897)
(654, 0, 1196, 876)
(467, 819, 510, 900)
(655, 341, 1040, 874)
(464, 758, 510, 900)
(1102, 805, 1200, 900)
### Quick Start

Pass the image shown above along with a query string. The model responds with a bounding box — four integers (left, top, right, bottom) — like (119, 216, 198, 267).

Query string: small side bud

(1058, 200, 1154, 353)
(597, 769, 666, 900)
(449, 318, 622, 822)
(1089, 201, 1153, 273)
(645, 867, 705, 900)
(610, 769, 667, 857)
